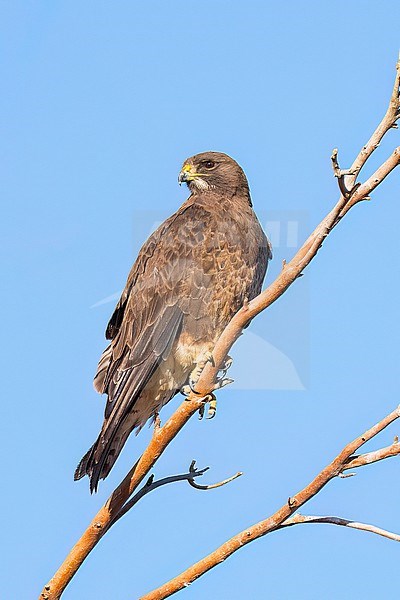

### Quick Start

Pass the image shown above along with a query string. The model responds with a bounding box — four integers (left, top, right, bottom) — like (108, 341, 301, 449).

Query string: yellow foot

(198, 393, 217, 420)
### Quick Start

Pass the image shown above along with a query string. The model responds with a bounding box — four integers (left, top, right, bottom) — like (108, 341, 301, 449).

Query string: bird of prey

(75, 151, 272, 492)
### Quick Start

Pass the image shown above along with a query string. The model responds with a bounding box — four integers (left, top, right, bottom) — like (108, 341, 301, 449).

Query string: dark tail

(75, 306, 184, 492)
(74, 424, 132, 494)
(74, 444, 98, 492)
(74, 446, 94, 481)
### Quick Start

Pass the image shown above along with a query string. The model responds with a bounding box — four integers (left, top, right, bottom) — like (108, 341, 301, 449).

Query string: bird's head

(178, 151, 249, 195)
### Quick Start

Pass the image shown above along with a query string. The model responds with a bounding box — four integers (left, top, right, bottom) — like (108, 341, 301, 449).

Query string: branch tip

(189, 460, 210, 476)
(281, 514, 400, 543)
(189, 468, 243, 491)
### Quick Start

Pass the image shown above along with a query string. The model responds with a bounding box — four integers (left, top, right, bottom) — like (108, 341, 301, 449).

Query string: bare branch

(345, 55, 400, 188)
(112, 463, 210, 525)
(342, 439, 400, 471)
(40, 60, 400, 600)
(330, 148, 358, 198)
(187, 460, 243, 491)
(281, 514, 400, 543)
(329, 58, 400, 203)
(337, 471, 356, 479)
(140, 405, 400, 600)
(339, 146, 400, 216)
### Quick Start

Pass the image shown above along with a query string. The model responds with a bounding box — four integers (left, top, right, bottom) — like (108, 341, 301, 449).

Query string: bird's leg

(181, 351, 214, 397)
(181, 353, 234, 419)
(202, 356, 234, 417)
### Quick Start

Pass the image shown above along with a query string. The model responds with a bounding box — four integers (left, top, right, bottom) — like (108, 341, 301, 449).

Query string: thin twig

(339, 146, 400, 216)
(188, 473, 243, 491)
(280, 514, 400, 542)
(112, 465, 209, 525)
(330, 56, 400, 201)
(342, 440, 400, 471)
(113, 461, 243, 524)
(187, 461, 243, 491)
(345, 54, 400, 189)
(330, 148, 358, 198)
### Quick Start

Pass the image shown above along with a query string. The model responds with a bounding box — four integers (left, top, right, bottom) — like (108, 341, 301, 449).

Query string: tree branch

(346, 52, 400, 188)
(140, 406, 400, 600)
(111, 463, 210, 526)
(342, 438, 400, 471)
(280, 514, 400, 543)
(339, 147, 400, 217)
(40, 59, 400, 600)
(187, 460, 243, 491)
(330, 148, 358, 198)
(110, 461, 242, 526)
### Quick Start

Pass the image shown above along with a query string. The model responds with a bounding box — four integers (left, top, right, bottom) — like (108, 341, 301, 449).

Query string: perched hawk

(75, 151, 272, 492)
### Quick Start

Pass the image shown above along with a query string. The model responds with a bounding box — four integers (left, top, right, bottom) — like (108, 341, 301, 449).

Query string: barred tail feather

(74, 445, 95, 483)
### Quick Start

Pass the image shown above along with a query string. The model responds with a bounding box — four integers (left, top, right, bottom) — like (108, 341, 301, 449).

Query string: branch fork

(330, 148, 359, 198)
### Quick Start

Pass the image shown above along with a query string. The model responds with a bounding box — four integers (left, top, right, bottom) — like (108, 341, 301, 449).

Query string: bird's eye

(204, 160, 215, 169)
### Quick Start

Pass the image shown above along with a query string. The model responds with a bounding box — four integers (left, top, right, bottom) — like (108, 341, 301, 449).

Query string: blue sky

(2, 2, 400, 599)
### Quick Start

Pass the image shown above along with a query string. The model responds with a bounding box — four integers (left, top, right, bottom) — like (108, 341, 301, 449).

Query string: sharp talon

(207, 396, 217, 419)
(217, 356, 233, 381)
(190, 384, 202, 396)
(180, 385, 191, 398)
(209, 354, 215, 367)
(213, 377, 234, 391)
(180, 384, 202, 397)
(222, 356, 233, 371)
(197, 393, 217, 420)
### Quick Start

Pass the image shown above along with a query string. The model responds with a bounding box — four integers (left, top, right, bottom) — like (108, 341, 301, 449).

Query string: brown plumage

(75, 151, 272, 492)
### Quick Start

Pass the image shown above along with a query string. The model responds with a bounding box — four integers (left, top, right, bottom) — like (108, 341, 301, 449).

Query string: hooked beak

(178, 164, 195, 186)
(178, 171, 187, 185)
